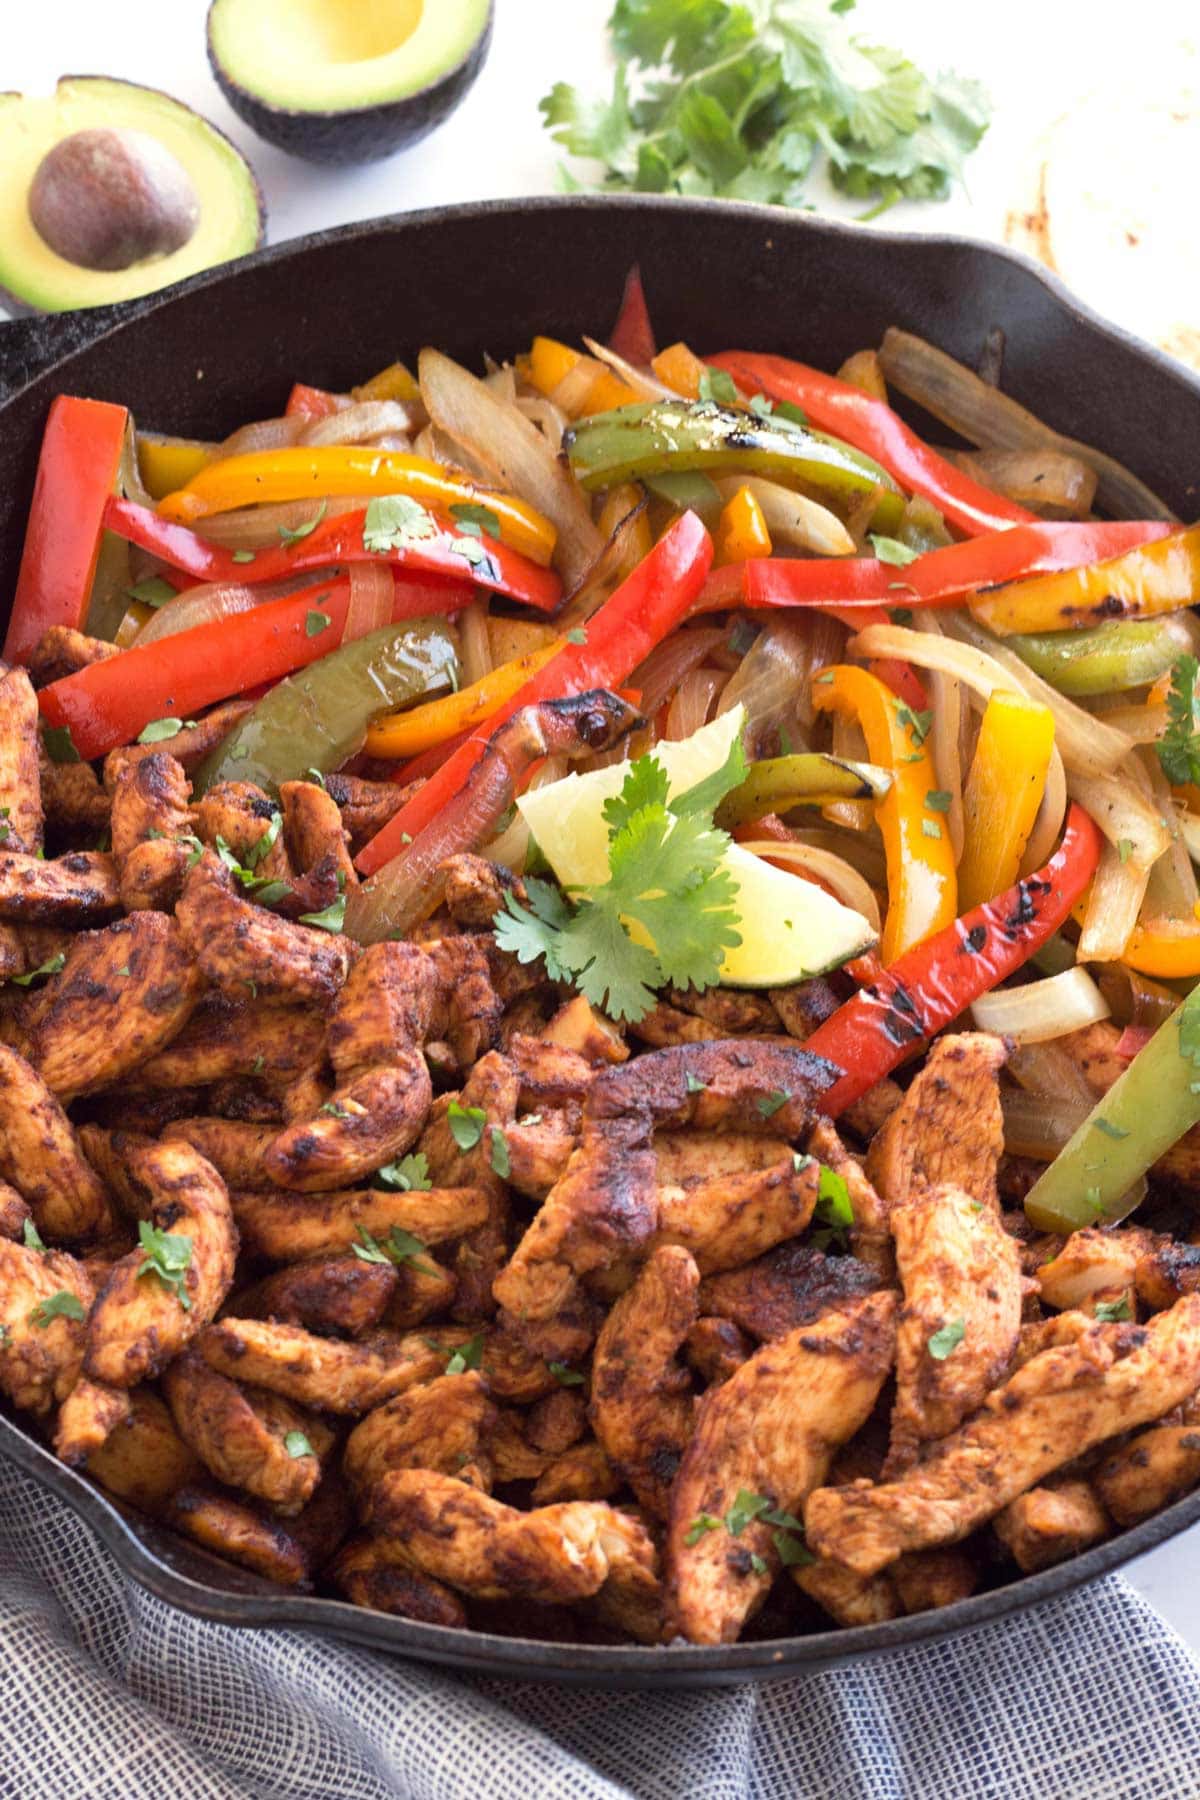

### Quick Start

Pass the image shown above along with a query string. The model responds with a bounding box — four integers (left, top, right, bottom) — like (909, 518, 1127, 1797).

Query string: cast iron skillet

(2, 196, 1200, 1689)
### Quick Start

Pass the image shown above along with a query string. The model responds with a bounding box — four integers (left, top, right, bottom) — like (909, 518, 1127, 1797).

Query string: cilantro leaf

(298, 893, 346, 932)
(126, 576, 176, 607)
(9, 952, 66, 989)
(22, 1219, 47, 1254)
(363, 494, 438, 554)
(375, 1153, 431, 1192)
(136, 1220, 193, 1310)
(279, 502, 327, 545)
(42, 725, 80, 765)
(725, 1488, 771, 1535)
(548, 1360, 586, 1387)
(684, 1511, 723, 1546)
(928, 1318, 966, 1360)
(1157, 655, 1200, 788)
(868, 535, 920, 568)
(352, 1225, 435, 1274)
(816, 1165, 854, 1230)
(449, 502, 501, 539)
(445, 1333, 485, 1376)
(448, 1101, 487, 1151)
(284, 1430, 314, 1459)
(305, 609, 332, 638)
(489, 1126, 511, 1179)
(29, 1290, 85, 1328)
(1094, 1296, 1133, 1323)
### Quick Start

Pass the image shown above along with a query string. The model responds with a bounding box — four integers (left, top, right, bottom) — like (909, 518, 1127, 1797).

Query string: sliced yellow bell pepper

(1120, 910, 1200, 978)
(364, 639, 565, 759)
(957, 691, 1055, 910)
(156, 448, 557, 567)
(714, 484, 773, 566)
(813, 664, 957, 961)
(530, 336, 582, 394)
(137, 435, 214, 500)
(971, 523, 1200, 636)
(353, 360, 420, 404)
(651, 341, 708, 399)
(598, 481, 652, 581)
(528, 336, 639, 418)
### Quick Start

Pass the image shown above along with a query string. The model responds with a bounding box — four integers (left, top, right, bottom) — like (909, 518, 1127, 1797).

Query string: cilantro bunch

(494, 736, 746, 1022)
(542, 0, 990, 217)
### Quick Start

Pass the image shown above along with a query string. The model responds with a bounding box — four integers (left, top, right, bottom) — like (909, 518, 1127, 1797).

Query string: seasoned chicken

(135, 999, 328, 1091)
(653, 1131, 792, 1189)
(591, 1245, 699, 1519)
(164, 1118, 281, 1190)
(165, 1483, 312, 1587)
(490, 1408, 556, 1483)
(586, 1505, 665, 1645)
(532, 1440, 619, 1505)
(109, 750, 195, 912)
(163, 1350, 326, 1514)
(685, 1316, 753, 1385)
(0, 849, 120, 925)
(176, 850, 353, 1006)
(195, 781, 291, 878)
(233, 1255, 398, 1338)
(1136, 1238, 1200, 1311)
(382, 1259, 458, 1331)
(1094, 1393, 1200, 1525)
(229, 1182, 489, 1264)
(329, 1535, 467, 1627)
(890, 1548, 978, 1615)
(528, 1386, 589, 1455)
(1055, 1020, 1127, 1096)
(503, 1113, 577, 1200)
(993, 1478, 1112, 1571)
(439, 853, 520, 929)
(323, 770, 412, 853)
(0, 1180, 31, 1240)
(794, 1558, 901, 1627)
(31, 911, 203, 1097)
(0, 1045, 115, 1240)
(0, 1237, 93, 1413)
(655, 1154, 820, 1275)
(699, 1242, 883, 1342)
(343, 1371, 496, 1497)
(198, 1317, 474, 1413)
(805, 1293, 1200, 1576)
(27, 625, 121, 687)
(366, 1469, 656, 1610)
(420, 1055, 512, 1323)
(85, 1389, 201, 1514)
(865, 1033, 1007, 1211)
(666, 1291, 898, 1645)
(280, 778, 357, 893)
(103, 700, 255, 788)
(807, 1120, 893, 1279)
(53, 1375, 131, 1466)
(42, 756, 110, 844)
(1036, 1227, 1154, 1315)
(627, 1002, 722, 1048)
(506, 1033, 598, 1109)
(74, 1126, 156, 1221)
(0, 666, 43, 856)
(542, 994, 628, 1065)
(888, 1183, 1023, 1470)
(588, 1040, 836, 1140)
(85, 1139, 238, 1387)
(424, 934, 503, 1070)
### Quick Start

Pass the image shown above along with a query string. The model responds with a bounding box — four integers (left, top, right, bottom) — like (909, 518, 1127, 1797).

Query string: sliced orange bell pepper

(714, 485, 772, 566)
(651, 342, 707, 399)
(157, 447, 558, 567)
(971, 523, 1200, 636)
(365, 639, 565, 758)
(1119, 911, 1200, 978)
(353, 361, 420, 404)
(598, 482, 652, 580)
(957, 691, 1055, 910)
(527, 336, 638, 417)
(813, 664, 957, 962)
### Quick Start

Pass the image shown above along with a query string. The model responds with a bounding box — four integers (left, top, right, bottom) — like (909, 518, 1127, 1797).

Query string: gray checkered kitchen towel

(3, 1462, 1200, 1800)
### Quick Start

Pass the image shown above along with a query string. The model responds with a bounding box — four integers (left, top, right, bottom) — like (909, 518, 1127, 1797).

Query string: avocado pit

(29, 127, 200, 272)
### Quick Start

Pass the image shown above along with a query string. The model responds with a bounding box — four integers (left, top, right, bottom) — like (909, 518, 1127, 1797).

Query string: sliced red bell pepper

(355, 510, 715, 875)
(695, 521, 1172, 615)
(710, 351, 1040, 537)
(609, 265, 657, 367)
(104, 497, 563, 614)
(803, 803, 1102, 1116)
(37, 575, 476, 760)
(285, 383, 343, 420)
(5, 396, 130, 665)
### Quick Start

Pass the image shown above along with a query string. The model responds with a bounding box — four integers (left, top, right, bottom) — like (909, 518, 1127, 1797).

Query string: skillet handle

(0, 304, 134, 405)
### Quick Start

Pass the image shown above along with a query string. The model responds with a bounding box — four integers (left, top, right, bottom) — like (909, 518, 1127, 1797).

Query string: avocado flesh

(208, 0, 493, 165)
(0, 77, 264, 314)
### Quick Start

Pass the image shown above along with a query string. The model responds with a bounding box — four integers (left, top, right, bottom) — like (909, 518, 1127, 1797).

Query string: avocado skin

(207, 2, 494, 167)
(0, 74, 266, 317)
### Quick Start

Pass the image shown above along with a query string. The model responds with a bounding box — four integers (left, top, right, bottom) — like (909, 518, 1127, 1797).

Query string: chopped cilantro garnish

(9, 952, 66, 989)
(1157, 655, 1200, 787)
(927, 1318, 965, 1360)
(756, 1088, 791, 1118)
(1093, 1119, 1129, 1140)
(869, 534, 920, 567)
(548, 1361, 586, 1387)
(1094, 1296, 1133, 1323)
(298, 893, 346, 932)
(284, 1430, 314, 1459)
(126, 576, 176, 607)
(448, 1101, 487, 1151)
(698, 368, 740, 405)
(278, 501, 327, 545)
(449, 501, 501, 539)
(42, 725, 80, 765)
(363, 494, 437, 553)
(925, 789, 952, 813)
(375, 1153, 432, 1192)
(684, 1512, 722, 1546)
(305, 609, 332, 638)
(29, 1290, 85, 1328)
(22, 1219, 47, 1254)
(489, 1125, 511, 1179)
(725, 1488, 771, 1536)
(445, 1333, 485, 1376)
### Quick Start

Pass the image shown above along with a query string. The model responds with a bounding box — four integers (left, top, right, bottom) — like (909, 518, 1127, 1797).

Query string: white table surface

(6, 0, 1200, 1653)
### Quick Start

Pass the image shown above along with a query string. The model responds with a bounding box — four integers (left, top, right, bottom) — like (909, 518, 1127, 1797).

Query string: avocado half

(0, 76, 265, 315)
(207, 0, 494, 166)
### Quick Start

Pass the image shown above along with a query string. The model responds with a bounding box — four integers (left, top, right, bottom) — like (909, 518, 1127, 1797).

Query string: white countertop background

(5, 0, 1200, 1651)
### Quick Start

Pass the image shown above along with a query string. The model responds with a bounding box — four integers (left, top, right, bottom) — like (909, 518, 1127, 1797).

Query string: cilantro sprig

(1156, 654, 1200, 788)
(541, 0, 989, 218)
(494, 736, 745, 1023)
(136, 1221, 193, 1311)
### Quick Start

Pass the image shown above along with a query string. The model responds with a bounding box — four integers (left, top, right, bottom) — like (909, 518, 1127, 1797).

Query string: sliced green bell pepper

(1006, 620, 1185, 696)
(715, 753, 892, 828)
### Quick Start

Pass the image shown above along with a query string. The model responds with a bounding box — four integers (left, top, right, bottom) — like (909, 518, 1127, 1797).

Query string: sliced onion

(582, 336, 681, 402)
(1139, 747, 1197, 919)
(132, 573, 325, 646)
(665, 668, 727, 740)
(298, 401, 420, 447)
(739, 838, 881, 932)
(459, 600, 494, 688)
(1096, 964, 1180, 1029)
(196, 496, 368, 552)
(1066, 770, 1171, 869)
(559, 493, 650, 626)
(910, 610, 964, 861)
(1006, 1039, 1098, 1108)
(420, 348, 601, 587)
(481, 753, 569, 871)
(791, 825, 887, 888)
(877, 328, 1177, 522)
(1077, 838, 1151, 962)
(1092, 700, 1166, 744)
(631, 627, 727, 720)
(717, 620, 811, 753)
(344, 562, 394, 643)
(516, 394, 569, 452)
(949, 448, 1098, 519)
(711, 476, 855, 556)
(971, 966, 1109, 1043)
(1018, 744, 1067, 877)
(1002, 1086, 1092, 1160)
(216, 416, 305, 459)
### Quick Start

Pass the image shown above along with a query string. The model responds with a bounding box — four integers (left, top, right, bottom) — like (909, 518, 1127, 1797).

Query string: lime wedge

(517, 706, 876, 988)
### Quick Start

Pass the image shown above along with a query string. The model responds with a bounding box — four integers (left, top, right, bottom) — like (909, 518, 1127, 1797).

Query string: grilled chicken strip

(424, 934, 504, 1072)
(38, 755, 110, 838)
(343, 1370, 496, 1498)
(84, 1389, 201, 1515)
(533, 1440, 619, 1505)
(794, 1558, 901, 1627)
(165, 1484, 312, 1588)
(31, 911, 203, 1098)
(103, 700, 255, 788)
(163, 1350, 325, 1514)
(265, 942, 435, 1192)
(0, 666, 43, 856)
(888, 1183, 1023, 1471)
(53, 1375, 131, 1467)
(0, 1237, 94, 1414)
(993, 1478, 1112, 1572)
(366, 1469, 658, 1613)
(807, 1120, 892, 1280)
(1036, 1227, 1154, 1316)
(329, 1535, 467, 1627)
(0, 1180, 31, 1240)
(587, 1040, 837, 1140)
(85, 1139, 238, 1387)
(233, 1255, 398, 1338)
(198, 1317, 476, 1413)
(666, 1291, 898, 1645)
(109, 750, 195, 911)
(805, 1293, 1200, 1576)
(164, 1118, 280, 1189)
(865, 1033, 1007, 1212)
(323, 770, 412, 854)
(591, 1245, 699, 1519)
(177, 850, 353, 1006)
(230, 1183, 488, 1264)
(280, 779, 358, 894)
(655, 1153, 821, 1275)
(685, 1316, 754, 1386)
(27, 626, 120, 688)
(699, 1241, 883, 1342)
(418, 1050, 513, 1322)
(135, 999, 328, 1092)
(0, 849, 120, 925)
(1093, 1392, 1200, 1525)
(0, 1045, 115, 1240)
